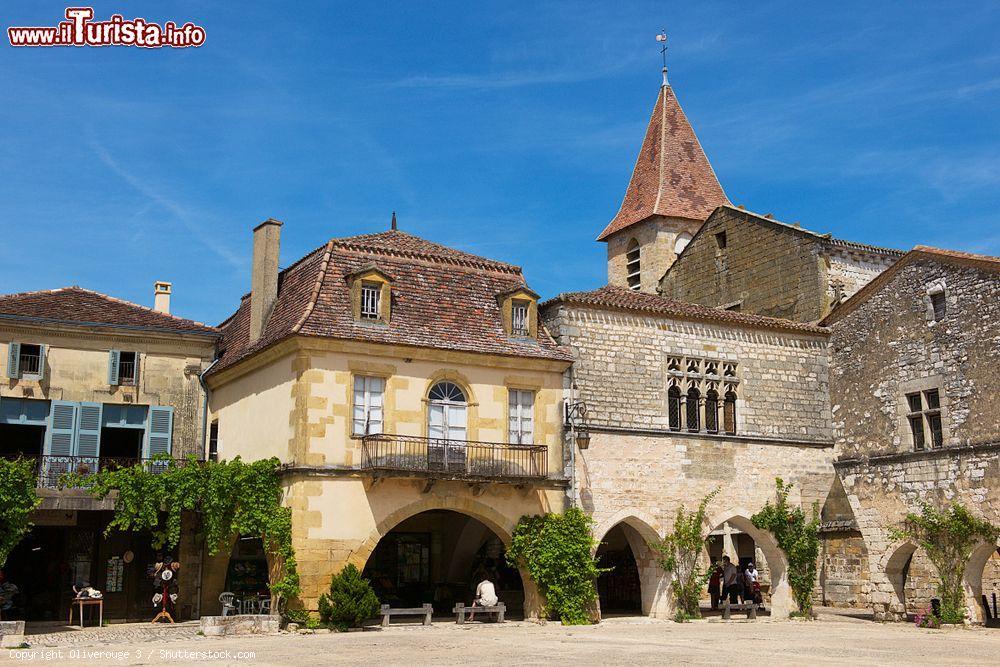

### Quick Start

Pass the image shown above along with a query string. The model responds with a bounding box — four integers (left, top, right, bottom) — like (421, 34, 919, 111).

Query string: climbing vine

(506, 507, 606, 625)
(63, 456, 299, 606)
(0, 457, 42, 567)
(891, 502, 998, 624)
(751, 478, 820, 616)
(652, 489, 718, 621)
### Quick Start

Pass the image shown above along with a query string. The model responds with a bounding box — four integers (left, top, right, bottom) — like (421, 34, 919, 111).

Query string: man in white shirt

(467, 578, 499, 621)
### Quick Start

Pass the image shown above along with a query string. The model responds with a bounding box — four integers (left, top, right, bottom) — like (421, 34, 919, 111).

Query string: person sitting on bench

(467, 577, 498, 622)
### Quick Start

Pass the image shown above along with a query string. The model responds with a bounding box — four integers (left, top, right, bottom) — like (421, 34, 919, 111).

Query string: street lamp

(565, 400, 590, 449)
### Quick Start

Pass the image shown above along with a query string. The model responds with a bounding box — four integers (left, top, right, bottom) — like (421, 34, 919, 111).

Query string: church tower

(599, 68, 728, 294)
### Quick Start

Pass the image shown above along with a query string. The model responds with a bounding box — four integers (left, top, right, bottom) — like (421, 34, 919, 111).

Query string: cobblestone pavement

(21, 621, 200, 648)
(3, 610, 1000, 666)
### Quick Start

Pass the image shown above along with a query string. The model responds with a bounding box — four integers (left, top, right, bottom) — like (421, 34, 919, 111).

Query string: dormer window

(361, 282, 381, 319)
(348, 265, 393, 324)
(512, 300, 530, 336)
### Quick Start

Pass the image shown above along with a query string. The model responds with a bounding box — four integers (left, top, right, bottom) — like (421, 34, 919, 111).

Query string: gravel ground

(3, 609, 1000, 666)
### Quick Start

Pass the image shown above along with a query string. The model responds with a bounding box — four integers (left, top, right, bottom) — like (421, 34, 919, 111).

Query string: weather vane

(656, 31, 668, 86)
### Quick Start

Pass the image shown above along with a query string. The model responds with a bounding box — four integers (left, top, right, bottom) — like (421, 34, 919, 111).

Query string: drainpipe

(566, 366, 577, 508)
(195, 355, 220, 619)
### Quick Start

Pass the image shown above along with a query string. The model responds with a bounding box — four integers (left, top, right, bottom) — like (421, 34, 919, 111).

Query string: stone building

(0, 285, 218, 621)
(823, 246, 1000, 622)
(203, 219, 572, 616)
(541, 285, 836, 618)
(659, 206, 901, 323)
(597, 70, 728, 295)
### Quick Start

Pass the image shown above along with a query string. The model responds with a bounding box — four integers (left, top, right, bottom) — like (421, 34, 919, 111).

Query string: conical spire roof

(597, 81, 728, 241)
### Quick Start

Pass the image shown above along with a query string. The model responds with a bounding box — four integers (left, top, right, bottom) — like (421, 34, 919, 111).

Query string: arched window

(668, 385, 681, 431)
(724, 390, 737, 435)
(428, 381, 467, 441)
(705, 389, 719, 434)
(686, 387, 700, 432)
(625, 239, 641, 291)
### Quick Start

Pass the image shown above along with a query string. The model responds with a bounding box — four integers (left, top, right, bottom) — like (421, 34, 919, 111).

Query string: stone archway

(593, 512, 670, 618)
(352, 497, 543, 618)
(707, 509, 792, 618)
(963, 539, 1000, 624)
(872, 541, 918, 621)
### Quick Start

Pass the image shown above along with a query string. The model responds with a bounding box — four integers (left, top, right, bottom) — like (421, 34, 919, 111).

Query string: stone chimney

(249, 218, 283, 344)
(153, 281, 172, 314)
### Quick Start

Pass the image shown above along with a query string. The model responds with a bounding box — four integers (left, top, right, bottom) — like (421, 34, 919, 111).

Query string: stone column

(723, 522, 737, 560)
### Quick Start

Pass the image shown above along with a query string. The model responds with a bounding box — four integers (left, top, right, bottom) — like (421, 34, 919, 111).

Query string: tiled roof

(542, 285, 828, 335)
(0, 286, 218, 336)
(212, 230, 572, 374)
(597, 83, 729, 241)
(821, 245, 1000, 326)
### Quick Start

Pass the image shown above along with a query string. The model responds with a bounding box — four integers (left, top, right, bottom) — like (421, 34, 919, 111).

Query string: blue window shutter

(37, 344, 46, 380)
(6, 342, 20, 379)
(76, 402, 103, 459)
(108, 350, 120, 385)
(145, 405, 174, 458)
(46, 401, 78, 456)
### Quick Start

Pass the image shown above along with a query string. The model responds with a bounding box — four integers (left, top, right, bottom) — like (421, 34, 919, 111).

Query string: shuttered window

(145, 405, 174, 458)
(46, 401, 78, 456)
(7, 342, 45, 380)
(76, 403, 103, 459)
(108, 350, 138, 386)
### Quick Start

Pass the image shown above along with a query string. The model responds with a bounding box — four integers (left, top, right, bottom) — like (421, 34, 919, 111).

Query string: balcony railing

(4, 455, 190, 488)
(360, 433, 548, 481)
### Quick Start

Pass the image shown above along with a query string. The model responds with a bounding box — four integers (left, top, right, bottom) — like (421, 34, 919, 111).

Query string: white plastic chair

(219, 592, 237, 616)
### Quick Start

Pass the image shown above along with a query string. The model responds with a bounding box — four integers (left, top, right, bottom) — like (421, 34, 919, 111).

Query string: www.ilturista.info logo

(8, 7, 205, 48)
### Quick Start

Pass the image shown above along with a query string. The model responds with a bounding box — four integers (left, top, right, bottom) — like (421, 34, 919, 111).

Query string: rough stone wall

(830, 257, 1000, 621)
(826, 247, 896, 307)
(817, 531, 870, 608)
(606, 216, 702, 294)
(659, 208, 828, 322)
(542, 304, 832, 443)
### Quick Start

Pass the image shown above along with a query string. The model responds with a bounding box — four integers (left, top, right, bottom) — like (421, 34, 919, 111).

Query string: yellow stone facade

(207, 336, 569, 612)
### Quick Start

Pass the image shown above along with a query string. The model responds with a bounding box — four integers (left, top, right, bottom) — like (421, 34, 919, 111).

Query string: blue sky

(2, 1, 999, 325)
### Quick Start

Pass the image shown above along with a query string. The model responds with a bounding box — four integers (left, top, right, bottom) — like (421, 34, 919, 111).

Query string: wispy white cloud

(88, 136, 245, 270)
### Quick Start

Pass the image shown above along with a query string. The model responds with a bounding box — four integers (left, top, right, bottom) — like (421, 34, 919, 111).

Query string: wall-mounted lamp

(565, 400, 590, 449)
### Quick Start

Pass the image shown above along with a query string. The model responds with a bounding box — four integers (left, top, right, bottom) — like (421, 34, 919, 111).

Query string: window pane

(909, 415, 925, 450)
(924, 389, 940, 410)
(906, 393, 922, 413)
(668, 389, 681, 430)
(928, 413, 943, 448)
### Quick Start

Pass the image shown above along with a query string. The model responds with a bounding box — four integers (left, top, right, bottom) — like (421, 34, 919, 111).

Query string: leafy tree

(62, 456, 299, 608)
(652, 489, 718, 621)
(891, 503, 998, 624)
(507, 507, 606, 624)
(0, 457, 41, 567)
(751, 478, 820, 616)
(317, 563, 380, 631)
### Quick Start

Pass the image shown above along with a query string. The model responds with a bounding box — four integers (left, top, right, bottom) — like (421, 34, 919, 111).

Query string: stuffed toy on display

(150, 560, 180, 623)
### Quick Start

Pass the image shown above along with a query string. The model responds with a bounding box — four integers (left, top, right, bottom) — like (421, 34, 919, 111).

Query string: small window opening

(668, 386, 681, 431)
(723, 391, 737, 434)
(686, 387, 701, 432)
(361, 282, 381, 319)
(715, 231, 728, 250)
(118, 351, 137, 385)
(625, 240, 641, 291)
(705, 389, 719, 434)
(208, 421, 219, 462)
(19, 344, 42, 376)
(512, 300, 530, 336)
(930, 292, 946, 321)
(906, 389, 943, 450)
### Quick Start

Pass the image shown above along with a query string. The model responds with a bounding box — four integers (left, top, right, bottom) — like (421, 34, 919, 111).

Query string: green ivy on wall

(751, 478, 820, 616)
(891, 503, 998, 624)
(0, 457, 42, 567)
(652, 489, 718, 621)
(64, 456, 300, 606)
(506, 507, 606, 625)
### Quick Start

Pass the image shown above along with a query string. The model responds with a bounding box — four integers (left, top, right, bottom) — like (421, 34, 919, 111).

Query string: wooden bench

(453, 602, 505, 624)
(380, 603, 433, 627)
(721, 600, 759, 620)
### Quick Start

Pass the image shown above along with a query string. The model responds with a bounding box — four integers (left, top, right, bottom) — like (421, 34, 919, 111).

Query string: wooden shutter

(36, 344, 46, 380)
(6, 342, 20, 379)
(145, 405, 174, 457)
(108, 350, 120, 385)
(46, 400, 78, 456)
(76, 402, 103, 459)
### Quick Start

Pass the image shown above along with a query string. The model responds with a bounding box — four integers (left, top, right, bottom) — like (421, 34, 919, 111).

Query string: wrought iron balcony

(359, 433, 548, 481)
(4, 455, 189, 488)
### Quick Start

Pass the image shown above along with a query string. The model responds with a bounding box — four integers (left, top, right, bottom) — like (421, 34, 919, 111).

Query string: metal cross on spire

(656, 31, 668, 86)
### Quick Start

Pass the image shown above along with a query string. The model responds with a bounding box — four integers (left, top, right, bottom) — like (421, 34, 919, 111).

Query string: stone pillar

(723, 522, 737, 560)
